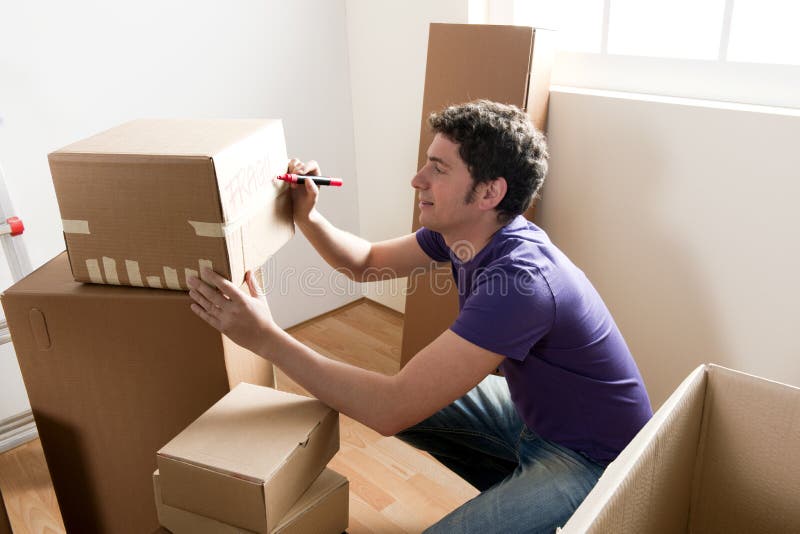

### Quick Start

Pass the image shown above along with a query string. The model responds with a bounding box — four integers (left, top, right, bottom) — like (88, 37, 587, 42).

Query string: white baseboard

(0, 410, 37, 453)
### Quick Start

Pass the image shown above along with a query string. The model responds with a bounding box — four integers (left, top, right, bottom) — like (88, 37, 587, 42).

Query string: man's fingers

(189, 288, 216, 313)
(245, 271, 260, 298)
(191, 275, 229, 307)
(287, 158, 302, 173)
(304, 160, 321, 176)
(201, 267, 243, 302)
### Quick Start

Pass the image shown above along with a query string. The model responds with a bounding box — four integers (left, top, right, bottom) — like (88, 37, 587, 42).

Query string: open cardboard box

(49, 118, 294, 290)
(153, 468, 348, 534)
(560, 364, 800, 533)
(157, 383, 339, 533)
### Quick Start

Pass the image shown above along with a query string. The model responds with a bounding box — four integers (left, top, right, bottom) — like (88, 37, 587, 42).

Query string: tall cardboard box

(560, 364, 800, 533)
(0, 252, 275, 534)
(153, 468, 349, 534)
(157, 383, 340, 534)
(401, 24, 556, 366)
(49, 118, 294, 290)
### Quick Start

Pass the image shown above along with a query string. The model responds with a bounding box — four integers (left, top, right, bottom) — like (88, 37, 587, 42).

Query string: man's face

(411, 133, 478, 234)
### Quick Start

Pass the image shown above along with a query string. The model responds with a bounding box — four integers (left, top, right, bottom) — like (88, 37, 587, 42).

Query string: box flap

(560, 365, 709, 533)
(157, 383, 333, 483)
(52, 119, 273, 157)
(689, 364, 800, 533)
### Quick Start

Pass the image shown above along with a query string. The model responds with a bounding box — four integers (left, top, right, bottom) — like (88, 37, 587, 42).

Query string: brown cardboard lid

(51, 118, 281, 157)
(157, 383, 334, 483)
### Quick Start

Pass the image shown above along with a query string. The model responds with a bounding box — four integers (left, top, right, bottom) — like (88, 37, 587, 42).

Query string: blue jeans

(396, 375, 604, 534)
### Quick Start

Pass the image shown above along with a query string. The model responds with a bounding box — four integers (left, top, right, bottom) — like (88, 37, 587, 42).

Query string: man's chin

(418, 214, 435, 231)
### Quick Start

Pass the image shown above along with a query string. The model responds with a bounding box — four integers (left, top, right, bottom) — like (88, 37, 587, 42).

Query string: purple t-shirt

(416, 215, 652, 464)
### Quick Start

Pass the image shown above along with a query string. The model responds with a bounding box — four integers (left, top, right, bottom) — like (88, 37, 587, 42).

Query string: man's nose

(411, 168, 427, 189)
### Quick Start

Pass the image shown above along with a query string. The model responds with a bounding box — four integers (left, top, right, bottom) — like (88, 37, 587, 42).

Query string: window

(470, 0, 800, 109)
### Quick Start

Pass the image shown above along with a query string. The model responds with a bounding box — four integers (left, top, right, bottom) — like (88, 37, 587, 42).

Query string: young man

(188, 100, 652, 533)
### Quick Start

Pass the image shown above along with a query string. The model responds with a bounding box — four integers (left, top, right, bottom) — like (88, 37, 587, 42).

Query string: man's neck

(442, 218, 508, 262)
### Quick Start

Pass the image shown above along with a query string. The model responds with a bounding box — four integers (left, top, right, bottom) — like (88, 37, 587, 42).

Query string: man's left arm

(188, 268, 504, 436)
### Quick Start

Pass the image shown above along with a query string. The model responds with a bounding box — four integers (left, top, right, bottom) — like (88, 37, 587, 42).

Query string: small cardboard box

(157, 383, 340, 533)
(0, 252, 275, 534)
(153, 468, 349, 534)
(49, 118, 294, 290)
(560, 364, 800, 533)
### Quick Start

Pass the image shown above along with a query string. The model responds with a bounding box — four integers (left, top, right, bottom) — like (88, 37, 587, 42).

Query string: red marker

(277, 174, 343, 187)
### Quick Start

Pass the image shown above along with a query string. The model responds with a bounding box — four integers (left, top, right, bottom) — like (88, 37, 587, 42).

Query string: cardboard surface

(153, 468, 348, 534)
(0, 252, 275, 534)
(560, 364, 800, 533)
(400, 24, 555, 366)
(157, 383, 339, 533)
(49, 118, 294, 290)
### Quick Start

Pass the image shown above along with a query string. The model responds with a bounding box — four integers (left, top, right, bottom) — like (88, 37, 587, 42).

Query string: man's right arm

(297, 209, 432, 281)
(289, 158, 434, 280)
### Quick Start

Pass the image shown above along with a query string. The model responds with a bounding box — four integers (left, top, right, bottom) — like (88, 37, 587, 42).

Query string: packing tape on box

(83, 257, 213, 289)
(185, 268, 198, 282)
(86, 259, 103, 283)
(103, 257, 121, 285)
(126, 260, 144, 287)
(188, 186, 288, 238)
(199, 259, 213, 277)
(164, 267, 181, 290)
(63, 219, 91, 234)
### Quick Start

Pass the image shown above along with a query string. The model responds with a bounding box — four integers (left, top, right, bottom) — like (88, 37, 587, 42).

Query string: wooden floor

(0, 299, 478, 533)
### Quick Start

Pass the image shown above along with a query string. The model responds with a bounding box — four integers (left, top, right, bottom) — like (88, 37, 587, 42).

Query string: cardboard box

(49, 118, 294, 290)
(0, 252, 275, 534)
(157, 382, 339, 533)
(153, 468, 348, 534)
(401, 23, 556, 366)
(560, 364, 800, 533)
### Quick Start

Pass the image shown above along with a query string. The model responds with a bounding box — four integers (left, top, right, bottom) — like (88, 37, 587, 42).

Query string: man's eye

(433, 165, 443, 174)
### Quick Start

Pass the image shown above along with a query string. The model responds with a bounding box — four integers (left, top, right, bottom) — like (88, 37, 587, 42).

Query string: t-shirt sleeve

(450, 264, 555, 361)
(415, 227, 451, 262)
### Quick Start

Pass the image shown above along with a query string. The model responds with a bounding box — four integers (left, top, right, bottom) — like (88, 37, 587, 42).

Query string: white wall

(539, 87, 800, 407)
(345, 0, 468, 312)
(0, 0, 360, 420)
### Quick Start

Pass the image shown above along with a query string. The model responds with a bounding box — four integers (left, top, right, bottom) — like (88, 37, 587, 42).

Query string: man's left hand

(187, 268, 277, 356)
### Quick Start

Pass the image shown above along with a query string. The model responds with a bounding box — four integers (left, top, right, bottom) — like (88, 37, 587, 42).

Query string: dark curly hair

(428, 100, 549, 224)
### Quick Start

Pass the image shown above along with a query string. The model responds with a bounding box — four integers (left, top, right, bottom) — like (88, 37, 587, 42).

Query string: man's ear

(479, 177, 507, 210)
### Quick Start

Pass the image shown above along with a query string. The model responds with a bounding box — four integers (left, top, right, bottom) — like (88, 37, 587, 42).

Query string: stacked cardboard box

(49, 118, 294, 290)
(559, 364, 800, 533)
(154, 382, 348, 533)
(1, 119, 296, 533)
